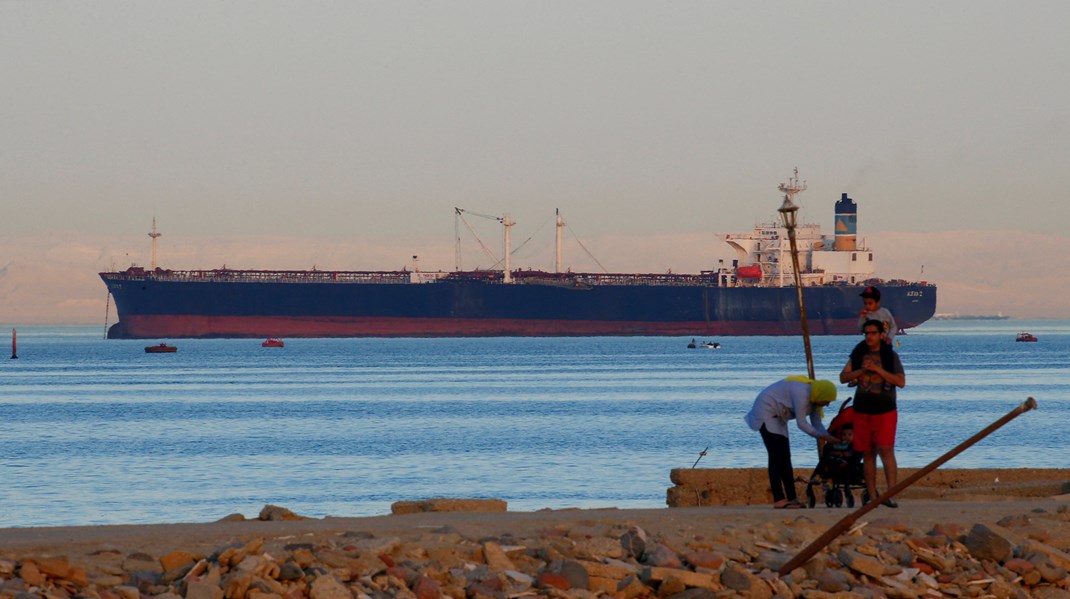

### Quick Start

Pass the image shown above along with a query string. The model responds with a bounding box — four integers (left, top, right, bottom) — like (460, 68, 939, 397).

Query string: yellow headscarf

(784, 376, 837, 418)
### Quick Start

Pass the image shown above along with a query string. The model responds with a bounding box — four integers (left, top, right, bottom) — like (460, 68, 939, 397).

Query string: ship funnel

(834, 193, 857, 251)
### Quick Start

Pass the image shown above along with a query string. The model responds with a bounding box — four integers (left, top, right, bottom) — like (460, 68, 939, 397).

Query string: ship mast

(148, 217, 162, 269)
(502, 214, 514, 283)
(555, 209, 565, 273)
(776, 168, 806, 286)
(777, 167, 807, 204)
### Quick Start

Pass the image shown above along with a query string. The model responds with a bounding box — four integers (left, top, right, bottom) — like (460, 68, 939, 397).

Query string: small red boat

(145, 343, 177, 353)
(1015, 332, 1038, 342)
(262, 338, 285, 348)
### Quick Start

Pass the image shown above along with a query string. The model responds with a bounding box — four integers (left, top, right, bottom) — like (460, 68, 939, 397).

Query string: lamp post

(778, 195, 815, 380)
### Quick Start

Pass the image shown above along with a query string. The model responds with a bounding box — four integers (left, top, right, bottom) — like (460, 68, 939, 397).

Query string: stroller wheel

(824, 487, 834, 508)
(831, 488, 843, 507)
(845, 489, 855, 508)
(862, 489, 871, 505)
(805, 485, 817, 509)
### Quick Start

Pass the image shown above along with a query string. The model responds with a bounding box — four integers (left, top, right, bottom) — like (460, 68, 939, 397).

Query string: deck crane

(454, 208, 515, 282)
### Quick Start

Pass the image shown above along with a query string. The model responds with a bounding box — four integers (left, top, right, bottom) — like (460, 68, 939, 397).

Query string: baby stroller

(804, 398, 868, 508)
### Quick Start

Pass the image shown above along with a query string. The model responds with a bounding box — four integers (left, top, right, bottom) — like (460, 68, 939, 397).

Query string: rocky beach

(2, 469, 1069, 599)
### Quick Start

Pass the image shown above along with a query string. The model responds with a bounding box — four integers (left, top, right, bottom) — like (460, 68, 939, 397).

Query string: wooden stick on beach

(777, 396, 1038, 576)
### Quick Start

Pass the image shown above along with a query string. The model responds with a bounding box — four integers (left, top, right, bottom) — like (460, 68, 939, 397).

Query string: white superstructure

(715, 173, 876, 288)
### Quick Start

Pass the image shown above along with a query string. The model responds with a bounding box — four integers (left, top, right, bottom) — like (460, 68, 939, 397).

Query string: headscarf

(784, 376, 837, 418)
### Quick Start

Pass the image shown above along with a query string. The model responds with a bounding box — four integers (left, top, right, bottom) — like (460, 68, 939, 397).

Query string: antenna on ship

(777, 167, 807, 208)
(148, 216, 162, 269)
(555, 209, 565, 273)
(776, 168, 808, 286)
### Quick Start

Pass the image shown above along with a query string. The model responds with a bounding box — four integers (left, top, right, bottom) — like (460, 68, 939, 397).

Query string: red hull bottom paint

(118, 315, 866, 338)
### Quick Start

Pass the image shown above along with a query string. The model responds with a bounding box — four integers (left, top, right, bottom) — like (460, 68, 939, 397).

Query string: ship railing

(445, 270, 722, 287)
(563, 273, 719, 287)
(104, 269, 414, 284)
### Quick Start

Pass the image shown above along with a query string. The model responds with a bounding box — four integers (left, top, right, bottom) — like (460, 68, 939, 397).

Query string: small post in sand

(777, 396, 1038, 576)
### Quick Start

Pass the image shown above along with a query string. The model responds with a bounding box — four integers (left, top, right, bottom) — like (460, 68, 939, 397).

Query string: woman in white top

(744, 377, 839, 508)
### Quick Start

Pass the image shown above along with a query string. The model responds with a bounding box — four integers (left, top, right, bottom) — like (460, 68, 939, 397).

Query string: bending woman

(744, 377, 839, 508)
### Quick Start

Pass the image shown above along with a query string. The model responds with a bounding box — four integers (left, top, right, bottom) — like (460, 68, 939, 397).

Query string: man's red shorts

(853, 410, 898, 450)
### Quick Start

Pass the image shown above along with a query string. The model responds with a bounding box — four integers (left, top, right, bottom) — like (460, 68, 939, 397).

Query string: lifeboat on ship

(262, 338, 285, 348)
(144, 343, 177, 353)
(736, 265, 763, 279)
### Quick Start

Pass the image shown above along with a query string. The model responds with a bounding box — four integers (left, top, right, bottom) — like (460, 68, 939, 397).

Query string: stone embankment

(3, 499, 1070, 599)
(667, 469, 1070, 507)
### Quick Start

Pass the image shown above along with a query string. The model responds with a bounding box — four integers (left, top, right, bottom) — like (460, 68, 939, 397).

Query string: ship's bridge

(720, 219, 876, 286)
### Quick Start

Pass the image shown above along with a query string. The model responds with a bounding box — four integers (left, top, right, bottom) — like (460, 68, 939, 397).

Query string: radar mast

(777, 167, 807, 208)
(148, 217, 162, 269)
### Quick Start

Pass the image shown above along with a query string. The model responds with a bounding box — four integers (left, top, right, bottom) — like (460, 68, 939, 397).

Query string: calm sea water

(1, 321, 1068, 528)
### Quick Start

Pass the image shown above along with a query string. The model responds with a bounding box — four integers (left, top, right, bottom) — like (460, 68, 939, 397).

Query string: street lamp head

(778, 195, 798, 228)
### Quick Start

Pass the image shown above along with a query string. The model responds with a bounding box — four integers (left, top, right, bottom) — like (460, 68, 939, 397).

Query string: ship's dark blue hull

(101, 273, 936, 338)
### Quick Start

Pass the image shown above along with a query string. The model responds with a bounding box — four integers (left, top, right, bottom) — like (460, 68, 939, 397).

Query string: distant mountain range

(932, 313, 1009, 320)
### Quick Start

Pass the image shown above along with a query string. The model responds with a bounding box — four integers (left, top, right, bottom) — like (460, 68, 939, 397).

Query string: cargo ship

(101, 173, 936, 339)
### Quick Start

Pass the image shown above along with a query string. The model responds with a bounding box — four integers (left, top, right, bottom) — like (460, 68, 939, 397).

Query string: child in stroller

(804, 400, 867, 508)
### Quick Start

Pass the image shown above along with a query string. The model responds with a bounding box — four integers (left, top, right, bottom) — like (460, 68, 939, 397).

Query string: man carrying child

(840, 319, 906, 507)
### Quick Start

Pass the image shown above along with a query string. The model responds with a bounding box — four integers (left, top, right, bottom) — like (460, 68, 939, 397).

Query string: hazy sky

(2, 2, 1069, 323)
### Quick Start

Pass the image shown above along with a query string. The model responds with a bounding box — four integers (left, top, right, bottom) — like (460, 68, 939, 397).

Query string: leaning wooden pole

(777, 397, 1038, 576)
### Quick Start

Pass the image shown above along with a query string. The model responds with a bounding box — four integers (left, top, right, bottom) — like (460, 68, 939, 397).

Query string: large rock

(160, 551, 199, 573)
(18, 562, 46, 587)
(576, 560, 634, 581)
(557, 561, 589, 590)
(309, 575, 350, 599)
(390, 498, 506, 514)
(534, 572, 570, 590)
(573, 536, 623, 559)
(481, 542, 516, 572)
(963, 523, 1014, 563)
(683, 551, 725, 570)
(720, 562, 772, 599)
(258, 505, 307, 521)
(838, 548, 887, 578)
(184, 580, 223, 599)
(616, 575, 654, 599)
(619, 526, 649, 559)
(643, 544, 683, 568)
(411, 575, 440, 599)
(641, 567, 718, 591)
(30, 557, 71, 579)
